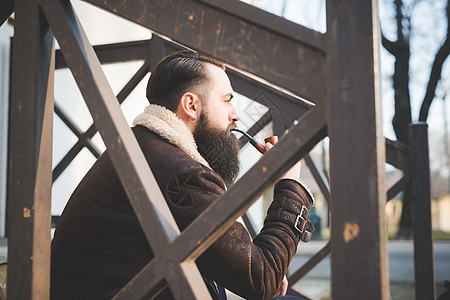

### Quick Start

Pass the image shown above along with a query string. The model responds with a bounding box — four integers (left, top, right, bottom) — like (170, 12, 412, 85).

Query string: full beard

(193, 113, 241, 186)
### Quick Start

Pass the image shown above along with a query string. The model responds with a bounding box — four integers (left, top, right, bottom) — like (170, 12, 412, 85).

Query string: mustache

(228, 122, 237, 131)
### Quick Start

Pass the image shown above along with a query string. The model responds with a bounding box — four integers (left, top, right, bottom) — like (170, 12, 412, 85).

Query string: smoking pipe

(231, 128, 267, 154)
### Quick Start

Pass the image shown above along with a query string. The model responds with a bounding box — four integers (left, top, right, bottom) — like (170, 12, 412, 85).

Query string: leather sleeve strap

(265, 197, 311, 234)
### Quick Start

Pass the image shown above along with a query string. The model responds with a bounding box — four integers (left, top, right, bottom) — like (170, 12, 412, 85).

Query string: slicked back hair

(146, 50, 225, 112)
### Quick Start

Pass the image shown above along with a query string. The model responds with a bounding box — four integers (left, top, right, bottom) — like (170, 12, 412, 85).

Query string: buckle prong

(294, 205, 308, 233)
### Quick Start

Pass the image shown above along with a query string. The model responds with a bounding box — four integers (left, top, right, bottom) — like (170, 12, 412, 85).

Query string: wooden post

(7, 1, 54, 298)
(326, 0, 390, 298)
(410, 122, 436, 300)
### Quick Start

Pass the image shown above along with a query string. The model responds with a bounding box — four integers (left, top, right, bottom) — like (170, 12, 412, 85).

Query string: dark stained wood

(385, 138, 412, 201)
(55, 39, 151, 68)
(31, 38, 54, 299)
(409, 123, 436, 300)
(39, 0, 210, 298)
(83, 0, 326, 104)
(387, 176, 410, 201)
(54, 103, 102, 158)
(7, 0, 431, 298)
(197, 0, 325, 51)
(7, 1, 54, 298)
(52, 36, 313, 182)
(385, 138, 411, 173)
(0, 0, 13, 26)
(326, 1, 390, 299)
(52, 62, 150, 182)
(287, 241, 331, 284)
(40, 0, 179, 245)
(304, 153, 330, 202)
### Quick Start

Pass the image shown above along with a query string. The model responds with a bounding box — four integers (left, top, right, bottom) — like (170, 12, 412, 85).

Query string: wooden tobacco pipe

(231, 128, 277, 154)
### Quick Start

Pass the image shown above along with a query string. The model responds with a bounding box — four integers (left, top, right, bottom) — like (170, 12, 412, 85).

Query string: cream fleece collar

(132, 104, 210, 168)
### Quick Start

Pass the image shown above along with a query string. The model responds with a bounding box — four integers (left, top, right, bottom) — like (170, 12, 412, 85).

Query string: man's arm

(164, 167, 314, 300)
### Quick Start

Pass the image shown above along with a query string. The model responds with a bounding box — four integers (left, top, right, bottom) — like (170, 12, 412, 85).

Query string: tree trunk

(382, 0, 414, 238)
(392, 41, 412, 144)
(397, 184, 413, 238)
(384, 0, 449, 238)
(392, 41, 413, 238)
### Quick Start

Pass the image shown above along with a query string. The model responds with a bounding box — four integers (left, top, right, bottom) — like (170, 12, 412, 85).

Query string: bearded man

(50, 51, 314, 300)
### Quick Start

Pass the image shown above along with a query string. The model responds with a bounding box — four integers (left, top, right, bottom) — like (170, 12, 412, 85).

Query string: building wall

(437, 195, 450, 231)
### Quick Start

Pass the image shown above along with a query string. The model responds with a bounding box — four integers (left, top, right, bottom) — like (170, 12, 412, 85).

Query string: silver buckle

(294, 205, 308, 233)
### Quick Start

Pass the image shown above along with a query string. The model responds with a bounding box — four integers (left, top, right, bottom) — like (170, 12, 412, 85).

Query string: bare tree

(382, 0, 450, 237)
(419, 3, 450, 121)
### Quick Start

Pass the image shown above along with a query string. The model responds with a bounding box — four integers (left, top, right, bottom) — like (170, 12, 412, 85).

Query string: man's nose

(229, 105, 240, 123)
(229, 113, 239, 123)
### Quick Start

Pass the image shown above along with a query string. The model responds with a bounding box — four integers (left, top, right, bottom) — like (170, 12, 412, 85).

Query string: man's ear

(178, 92, 200, 120)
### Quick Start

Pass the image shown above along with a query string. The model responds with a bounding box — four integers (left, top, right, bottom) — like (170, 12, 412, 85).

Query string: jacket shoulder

(132, 125, 212, 174)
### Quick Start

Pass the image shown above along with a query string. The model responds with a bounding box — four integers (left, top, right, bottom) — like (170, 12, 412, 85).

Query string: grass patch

(433, 230, 450, 240)
(387, 230, 450, 240)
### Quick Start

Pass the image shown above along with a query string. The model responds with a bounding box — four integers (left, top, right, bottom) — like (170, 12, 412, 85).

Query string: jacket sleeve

(164, 167, 314, 300)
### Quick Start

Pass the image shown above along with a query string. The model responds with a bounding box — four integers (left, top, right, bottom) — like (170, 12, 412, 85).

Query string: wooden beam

(7, 1, 54, 298)
(326, 0, 390, 298)
(409, 123, 435, 300)
(39, 0, 210, 298)
(83, 0, 326, 104)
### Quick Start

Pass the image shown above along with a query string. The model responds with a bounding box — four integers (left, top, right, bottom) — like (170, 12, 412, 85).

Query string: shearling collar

(132, 104, 210, 168)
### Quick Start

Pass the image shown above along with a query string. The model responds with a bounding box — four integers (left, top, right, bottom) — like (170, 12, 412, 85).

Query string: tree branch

(382, 33, 398, 56)
(419, 0, 450, 122)
(395, 0, 405, 41)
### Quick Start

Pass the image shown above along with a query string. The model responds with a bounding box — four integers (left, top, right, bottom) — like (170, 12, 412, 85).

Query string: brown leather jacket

(51, 125, 313, 300)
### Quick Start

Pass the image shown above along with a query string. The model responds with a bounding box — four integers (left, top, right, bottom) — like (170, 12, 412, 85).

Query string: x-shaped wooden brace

(7, 0, 398, 298)
(37, 1, 327, 298)
(32, 0, 327, 298)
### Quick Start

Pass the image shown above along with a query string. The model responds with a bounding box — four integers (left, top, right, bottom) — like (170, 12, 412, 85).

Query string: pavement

(288, 240, 450, 300)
